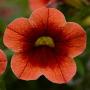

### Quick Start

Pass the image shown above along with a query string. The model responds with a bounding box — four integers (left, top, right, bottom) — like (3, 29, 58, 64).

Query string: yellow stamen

(35, 36, 55, 47)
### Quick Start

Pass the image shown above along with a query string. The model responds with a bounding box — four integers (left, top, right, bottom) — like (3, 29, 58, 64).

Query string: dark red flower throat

(25, 34, 61, 67)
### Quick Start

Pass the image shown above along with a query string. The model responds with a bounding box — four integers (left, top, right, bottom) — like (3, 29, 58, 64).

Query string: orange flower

(29, 0, 56, 11)
(0, 49, 7, 75)
(4, 7, 86, 84)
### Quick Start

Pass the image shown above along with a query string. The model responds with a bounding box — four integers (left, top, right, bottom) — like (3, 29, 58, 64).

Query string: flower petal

(29, 7, 66, 33)
(62, 22, 86, 57)
(3, 18, 33, 52)
(0, 50, 7, 75)
(48, 8, 66, 27)
(43, 56, 76, 84)
(11, 53, 42, 80)
(7, 18, 31, 35)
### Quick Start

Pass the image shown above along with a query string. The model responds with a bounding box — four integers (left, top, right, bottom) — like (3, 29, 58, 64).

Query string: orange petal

(48, 8, 66, 27)
(43, 56, 76, 84)
(0, 49, 7, 75)
(47, 8, 66, 38)
(3, 18, 33, 52)
(11, 53, 42, 80)
(6, 18, 31, 36)
(29, 7, 66, 32)
(62, 22, 86, 57)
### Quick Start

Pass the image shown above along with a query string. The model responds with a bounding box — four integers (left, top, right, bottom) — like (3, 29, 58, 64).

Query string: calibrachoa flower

(29, 0, 56, 11)
(4, 7, 86, 84)
(0, 49, 7, 75)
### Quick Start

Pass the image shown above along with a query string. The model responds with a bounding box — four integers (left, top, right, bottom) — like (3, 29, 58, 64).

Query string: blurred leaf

(0, 78, 6, 90)
(76, 59, 85, 76)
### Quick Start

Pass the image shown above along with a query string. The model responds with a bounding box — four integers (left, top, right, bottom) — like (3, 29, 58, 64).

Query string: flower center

(35, 36, 55, 47)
